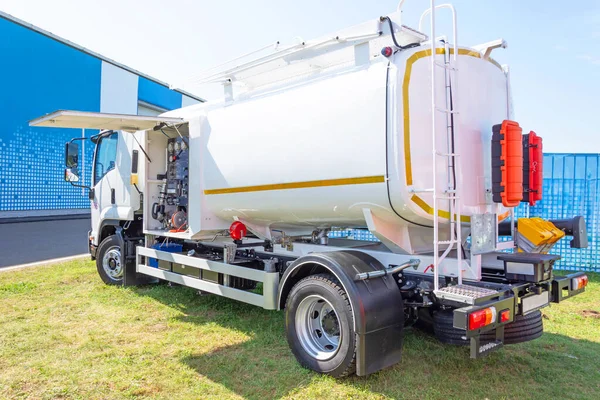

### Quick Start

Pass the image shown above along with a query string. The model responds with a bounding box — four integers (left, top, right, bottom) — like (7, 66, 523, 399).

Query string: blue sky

(2, 0, 598, 153)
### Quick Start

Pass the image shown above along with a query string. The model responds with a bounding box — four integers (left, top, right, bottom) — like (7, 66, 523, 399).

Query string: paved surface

(0, 218, 90, 268)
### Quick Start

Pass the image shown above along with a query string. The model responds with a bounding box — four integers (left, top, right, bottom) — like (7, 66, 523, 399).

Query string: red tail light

(469, 307, 497, 330)
(499, 309, 511, 323)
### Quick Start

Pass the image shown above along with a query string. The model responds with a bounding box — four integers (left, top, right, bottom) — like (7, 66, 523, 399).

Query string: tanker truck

(31, 1, 590, 377)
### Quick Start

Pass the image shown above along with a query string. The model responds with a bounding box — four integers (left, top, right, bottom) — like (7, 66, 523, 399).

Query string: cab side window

(93, 132, 118, 185)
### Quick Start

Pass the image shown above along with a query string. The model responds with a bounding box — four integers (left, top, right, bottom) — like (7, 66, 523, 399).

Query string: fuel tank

(169, 46, 510, 253)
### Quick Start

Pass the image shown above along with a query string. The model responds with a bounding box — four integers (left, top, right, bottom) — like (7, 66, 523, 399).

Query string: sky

(1, 0, 599, 153)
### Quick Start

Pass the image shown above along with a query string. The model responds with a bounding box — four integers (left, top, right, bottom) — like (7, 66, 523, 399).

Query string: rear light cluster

(571, 275, 589, 291)
(499, 309, 511, 323)
(468, 307, 512, 330)
(469, 307, 497, 330)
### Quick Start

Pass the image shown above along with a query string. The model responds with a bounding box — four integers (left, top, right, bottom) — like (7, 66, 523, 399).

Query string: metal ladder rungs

(435, 107, 458, 114)
(434, 61, 457, 71)
(429, 2, 463, 289)
(438, 195, 458, 200)
(409, 188, 434, 193)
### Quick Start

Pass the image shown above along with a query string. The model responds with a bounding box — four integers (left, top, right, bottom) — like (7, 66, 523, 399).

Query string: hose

(354, 259, 420, 281)
(379, 16, 420, 51)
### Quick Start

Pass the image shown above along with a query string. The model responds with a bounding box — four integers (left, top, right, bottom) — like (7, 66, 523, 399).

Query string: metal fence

(330, 153, 600, 272)
(526, 153, 599, 272)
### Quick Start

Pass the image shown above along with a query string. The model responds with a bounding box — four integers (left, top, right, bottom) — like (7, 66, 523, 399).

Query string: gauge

(181, 141, 187, 150)
(167, 142, 174, 152)
(169, 155, 173, 162)
(174, 141, 181, 152)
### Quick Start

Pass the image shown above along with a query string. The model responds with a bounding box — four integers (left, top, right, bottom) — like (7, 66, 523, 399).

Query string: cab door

(90, 131, 141, 243)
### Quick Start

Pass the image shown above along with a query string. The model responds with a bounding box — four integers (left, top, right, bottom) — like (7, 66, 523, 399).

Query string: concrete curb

(0, 254, 89, 272)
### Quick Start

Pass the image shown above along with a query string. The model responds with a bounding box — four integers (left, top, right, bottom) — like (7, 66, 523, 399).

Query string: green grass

(0, 260, 599, 400)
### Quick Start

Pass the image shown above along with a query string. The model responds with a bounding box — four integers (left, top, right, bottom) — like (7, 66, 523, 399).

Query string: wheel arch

(98, 219, 121, 245)
(278, 251, 405, 376)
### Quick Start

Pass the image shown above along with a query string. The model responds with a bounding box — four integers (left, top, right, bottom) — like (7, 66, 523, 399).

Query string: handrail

(419, 4, 458, 50)
(397, 0, 408, 12)
(191, 32, 381, 86)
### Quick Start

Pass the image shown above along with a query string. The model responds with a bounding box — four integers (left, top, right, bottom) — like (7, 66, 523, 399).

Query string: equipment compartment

(144, 123, 190, 237)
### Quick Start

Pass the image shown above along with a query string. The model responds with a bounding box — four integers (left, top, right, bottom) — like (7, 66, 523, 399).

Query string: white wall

(100, 61, 138, 114)
(181, 95, 200, 108)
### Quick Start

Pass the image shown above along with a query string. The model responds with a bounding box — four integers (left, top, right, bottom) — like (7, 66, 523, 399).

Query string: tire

(433, 310, 543, 345)
(96, 235, 124, 285)
(285, 273, 356, 377)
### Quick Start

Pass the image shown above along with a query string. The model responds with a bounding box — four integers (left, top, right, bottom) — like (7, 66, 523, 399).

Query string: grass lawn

(0, 260, 599, 400)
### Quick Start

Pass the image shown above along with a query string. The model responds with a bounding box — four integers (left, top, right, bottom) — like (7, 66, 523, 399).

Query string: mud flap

(117, 227, 157, 286)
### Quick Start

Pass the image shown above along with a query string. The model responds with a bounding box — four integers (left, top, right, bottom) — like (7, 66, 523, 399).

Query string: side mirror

(65, 142, 79, 169)
(64, 168, 80, 182)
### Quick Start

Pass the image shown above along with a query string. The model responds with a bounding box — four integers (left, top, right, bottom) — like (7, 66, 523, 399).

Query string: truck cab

(35, 111, 182, 284)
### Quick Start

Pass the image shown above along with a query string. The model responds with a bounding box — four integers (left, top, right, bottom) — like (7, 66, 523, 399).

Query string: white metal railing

(175, 3, 427, 100)
(421, 1, 463, 290)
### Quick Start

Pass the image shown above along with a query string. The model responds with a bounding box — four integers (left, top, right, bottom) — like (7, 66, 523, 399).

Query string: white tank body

(167, 45, 510, 253)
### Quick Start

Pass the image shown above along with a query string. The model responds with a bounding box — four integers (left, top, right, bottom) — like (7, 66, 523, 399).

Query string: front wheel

(285, 273, 356, 377)
(96, 235, 124, 285)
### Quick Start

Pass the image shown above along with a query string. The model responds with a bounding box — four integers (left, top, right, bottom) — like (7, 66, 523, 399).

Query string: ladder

(421, 1, 463, 291)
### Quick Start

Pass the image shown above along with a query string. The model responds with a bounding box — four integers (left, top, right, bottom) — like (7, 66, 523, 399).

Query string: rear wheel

(285, 274, 356, 377)
(96, 235, 123, 285)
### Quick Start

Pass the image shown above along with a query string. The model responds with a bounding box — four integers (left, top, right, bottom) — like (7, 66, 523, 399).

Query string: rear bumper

(453, 271, 588, 358)
(550, 272, 587, 303)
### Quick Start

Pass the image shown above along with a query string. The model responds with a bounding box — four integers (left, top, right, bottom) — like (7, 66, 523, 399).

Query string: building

(0, 11, 202, 219)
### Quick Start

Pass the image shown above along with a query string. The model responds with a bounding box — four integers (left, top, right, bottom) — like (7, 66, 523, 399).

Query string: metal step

(434, 284, 499, 305)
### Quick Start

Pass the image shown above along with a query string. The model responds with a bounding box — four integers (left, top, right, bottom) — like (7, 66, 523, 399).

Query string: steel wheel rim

(295, 294, 341, 360)
(102, 245, 123, 280)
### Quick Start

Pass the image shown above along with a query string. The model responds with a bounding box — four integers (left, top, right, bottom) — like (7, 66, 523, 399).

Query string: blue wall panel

(523, 154, 600, 271)
(330, 153, 600, 272)
(0, 17, 101, 212)
(138, 77, 182, 110)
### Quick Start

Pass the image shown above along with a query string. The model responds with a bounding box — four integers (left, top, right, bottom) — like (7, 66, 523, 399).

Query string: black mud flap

(279, 251, 404, 376)
(116, 227, 157, 286)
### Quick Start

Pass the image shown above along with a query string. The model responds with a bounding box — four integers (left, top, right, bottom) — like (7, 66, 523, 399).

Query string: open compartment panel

(143, 123, 192, 238)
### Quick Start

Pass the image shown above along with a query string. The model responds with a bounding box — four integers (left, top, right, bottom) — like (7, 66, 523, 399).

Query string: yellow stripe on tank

(204, 175, 386, 195)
